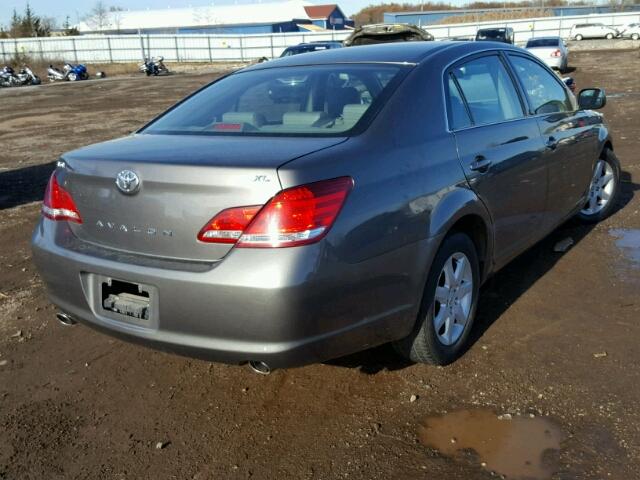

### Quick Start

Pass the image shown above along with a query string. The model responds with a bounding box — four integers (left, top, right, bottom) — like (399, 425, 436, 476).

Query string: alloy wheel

(581, 159, 615, 216)
(432, 252, 474, 346)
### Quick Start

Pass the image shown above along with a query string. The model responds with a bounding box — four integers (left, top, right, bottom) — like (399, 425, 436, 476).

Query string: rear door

(447, 53, 548, 268)
(506, 53, 597, 228)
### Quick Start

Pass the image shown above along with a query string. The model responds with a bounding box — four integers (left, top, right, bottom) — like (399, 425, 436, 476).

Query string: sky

(0, 0, 472, 27)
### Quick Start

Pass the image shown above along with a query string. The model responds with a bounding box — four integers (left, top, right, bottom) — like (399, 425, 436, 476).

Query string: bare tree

(84, 1, 111, 32)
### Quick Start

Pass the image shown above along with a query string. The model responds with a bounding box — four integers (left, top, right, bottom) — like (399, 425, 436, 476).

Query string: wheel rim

(432, 252, 474, 346)
(581, 159, 615, 216)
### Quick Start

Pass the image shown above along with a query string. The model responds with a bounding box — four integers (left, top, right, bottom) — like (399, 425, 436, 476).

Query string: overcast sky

(0, 0, 471, 27)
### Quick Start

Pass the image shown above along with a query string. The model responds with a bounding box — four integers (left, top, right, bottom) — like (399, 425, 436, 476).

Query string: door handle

(546, 136, 559, 150)
(470, 155, 492, 173)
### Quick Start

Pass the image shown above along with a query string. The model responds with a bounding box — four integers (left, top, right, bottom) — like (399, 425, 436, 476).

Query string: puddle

(418, 409, 563, 479)
(610, 229, 640, 266)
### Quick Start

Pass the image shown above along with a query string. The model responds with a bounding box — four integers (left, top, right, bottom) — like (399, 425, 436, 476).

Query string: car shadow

(0, 162, 55, 210)
(329, 169, 637, 375)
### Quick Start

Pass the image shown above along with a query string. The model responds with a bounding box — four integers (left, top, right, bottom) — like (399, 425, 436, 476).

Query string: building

(383, 4, 640, 27)
(75, 1, 354, 35)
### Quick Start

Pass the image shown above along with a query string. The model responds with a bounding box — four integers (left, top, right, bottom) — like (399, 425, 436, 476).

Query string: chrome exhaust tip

(56, 312, 77, 326)
(248, 360, 271, 375)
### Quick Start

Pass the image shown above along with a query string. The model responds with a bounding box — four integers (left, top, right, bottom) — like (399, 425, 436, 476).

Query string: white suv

(570, 23, 619, 40)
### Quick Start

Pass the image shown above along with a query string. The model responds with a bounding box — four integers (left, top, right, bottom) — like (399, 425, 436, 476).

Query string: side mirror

(578, 88, 606, 110)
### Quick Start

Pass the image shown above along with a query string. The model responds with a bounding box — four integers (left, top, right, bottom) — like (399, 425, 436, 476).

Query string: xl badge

(115, 170, 140, 195)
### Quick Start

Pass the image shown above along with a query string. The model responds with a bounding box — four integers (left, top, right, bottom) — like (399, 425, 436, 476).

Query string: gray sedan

(32, 42, 620, 372)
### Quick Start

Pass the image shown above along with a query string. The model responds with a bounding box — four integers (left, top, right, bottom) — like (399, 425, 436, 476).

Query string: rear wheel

(606, 33, 614, 40)
(67, 72, 77, 81)
(575, 34, 583, 41)
(393, 233, 480, 365)
(631, 33, 639, 41)
(577, 149, 620, 223)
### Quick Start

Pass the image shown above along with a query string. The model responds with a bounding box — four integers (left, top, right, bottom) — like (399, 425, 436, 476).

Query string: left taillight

(41, 173, 82, 223)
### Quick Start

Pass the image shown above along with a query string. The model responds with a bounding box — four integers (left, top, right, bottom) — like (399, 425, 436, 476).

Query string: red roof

(304, 4, 338, 19)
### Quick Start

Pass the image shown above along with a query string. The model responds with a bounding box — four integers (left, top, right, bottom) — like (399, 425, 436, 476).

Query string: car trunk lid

(62, 133, 346, 262)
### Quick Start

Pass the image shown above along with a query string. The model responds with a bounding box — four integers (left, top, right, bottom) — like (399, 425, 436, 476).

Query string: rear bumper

(32, 219, 439, 368)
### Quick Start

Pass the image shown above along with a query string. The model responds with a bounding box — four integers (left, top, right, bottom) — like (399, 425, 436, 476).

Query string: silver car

(620, 22, 640, 41)
(570, 23, 619, 41)
(525, 36, 568, 72)
(32, 42, 620, 372)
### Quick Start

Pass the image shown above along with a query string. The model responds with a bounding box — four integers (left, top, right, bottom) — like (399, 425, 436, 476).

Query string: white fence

(0, 10, 638, 64)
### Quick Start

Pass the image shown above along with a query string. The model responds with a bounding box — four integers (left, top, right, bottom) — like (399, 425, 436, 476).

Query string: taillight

(41, 173, 82, 223)
(551, 49, 561, 57)
(197, 176, 353, 248)
(197, 205, 261, 243)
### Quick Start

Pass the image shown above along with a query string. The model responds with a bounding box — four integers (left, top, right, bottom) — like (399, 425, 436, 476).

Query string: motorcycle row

(1, 56, 169, 89)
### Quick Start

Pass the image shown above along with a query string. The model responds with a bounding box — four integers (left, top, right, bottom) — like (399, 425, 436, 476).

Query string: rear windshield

(526, 38, 560, 48)
(281, 45, 332, 57)
(476, 29, 507, 40)
(143, 64, 406, 137)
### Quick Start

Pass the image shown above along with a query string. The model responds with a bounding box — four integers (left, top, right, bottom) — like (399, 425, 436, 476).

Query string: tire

(393, 232, 480, 365)
(577, 148, 621, 224)
(606, 33, 614, 40)
(68, 72, 77, 81)
(632, 33, 639, 41)
(575, 34, 583, 41)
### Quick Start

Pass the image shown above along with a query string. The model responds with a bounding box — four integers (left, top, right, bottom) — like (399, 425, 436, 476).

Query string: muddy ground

(0, 49, 639, 480)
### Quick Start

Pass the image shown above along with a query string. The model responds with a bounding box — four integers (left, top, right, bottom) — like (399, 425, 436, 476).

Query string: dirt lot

(0, 49, 639, 480)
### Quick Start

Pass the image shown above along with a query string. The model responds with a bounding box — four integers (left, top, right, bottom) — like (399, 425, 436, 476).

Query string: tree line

(0, 1, 120, 38)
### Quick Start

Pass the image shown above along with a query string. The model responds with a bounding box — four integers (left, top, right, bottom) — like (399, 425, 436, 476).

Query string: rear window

(526, 38, 560, 48)
(143, 64, 406, 137)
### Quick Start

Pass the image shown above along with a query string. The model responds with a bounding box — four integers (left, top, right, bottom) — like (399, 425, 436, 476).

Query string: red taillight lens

(197, 205, 262, 243)
(41, 173, 82, 223)
(551, 49, 561, 57)
(238, 176, 353, 248)
(197, 176, 353, 248)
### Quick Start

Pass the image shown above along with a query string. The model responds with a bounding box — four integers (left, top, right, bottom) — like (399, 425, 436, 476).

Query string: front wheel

(577, 149, 620, 223)
(575, 34, 583, 41)
(606, 33, 614, 40)
(631, 33, 639, 41)
(67, 72, 77, 81)
(393, 233, 480, 365)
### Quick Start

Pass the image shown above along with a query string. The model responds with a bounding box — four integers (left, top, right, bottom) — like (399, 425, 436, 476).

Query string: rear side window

(508, 55, 574, 114)
(447, 76, 471, 130)
(450, 55, 523, 126)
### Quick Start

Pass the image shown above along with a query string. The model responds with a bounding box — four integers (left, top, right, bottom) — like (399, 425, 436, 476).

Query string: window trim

(443, 51, 528, 132)
(504, 51, 577, 117)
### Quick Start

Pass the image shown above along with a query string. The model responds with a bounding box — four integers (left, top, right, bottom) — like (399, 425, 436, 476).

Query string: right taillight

(551, 49, 562, 57)
(41, 173, 82, 223)
(197, 176, 353, 248)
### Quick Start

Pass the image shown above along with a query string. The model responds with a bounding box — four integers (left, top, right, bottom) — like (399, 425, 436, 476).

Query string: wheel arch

(428, 187, 493, 282)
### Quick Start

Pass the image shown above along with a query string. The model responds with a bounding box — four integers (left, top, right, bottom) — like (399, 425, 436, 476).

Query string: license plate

(101, 278, 151, 321)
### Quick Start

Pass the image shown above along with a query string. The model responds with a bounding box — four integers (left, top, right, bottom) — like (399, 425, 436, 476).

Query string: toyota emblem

(115, 170, 140, 195)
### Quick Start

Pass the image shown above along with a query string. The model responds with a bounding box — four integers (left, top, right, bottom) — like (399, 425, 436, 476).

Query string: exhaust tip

(56, 312, 77, 326)
(248, 360, 271, 375)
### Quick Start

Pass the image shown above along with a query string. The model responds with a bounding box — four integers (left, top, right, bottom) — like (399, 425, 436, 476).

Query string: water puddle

(418, 409, 563, 479)
(610, 229, 640, 266)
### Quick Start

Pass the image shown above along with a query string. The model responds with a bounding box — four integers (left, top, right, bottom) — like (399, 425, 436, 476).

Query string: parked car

(32, 42, 619, 373)
(570, 23, 619, 41)
(344, 23, 433, 46)
(525, 36, 569, 72)
(620, 22, 640, 40)
(475, 27, 514, 44)
(280, 42, 343, 57)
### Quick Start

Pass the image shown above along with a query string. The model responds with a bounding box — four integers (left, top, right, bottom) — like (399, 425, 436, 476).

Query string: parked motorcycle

(139, 56, 169, 76)
(0, 65, 41, 87)
(47, 63, 89, 82)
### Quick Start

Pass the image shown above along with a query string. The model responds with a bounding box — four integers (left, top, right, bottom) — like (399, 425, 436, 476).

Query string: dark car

(344, 23, 434, 46)
(475, 27, 515, 44)
(33, 42, 619, 373)
(280, 41, 343, 57)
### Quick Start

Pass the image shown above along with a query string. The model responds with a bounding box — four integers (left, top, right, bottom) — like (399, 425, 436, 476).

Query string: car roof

(246, 41, 523, 71)
(527, 36, 561, 40)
